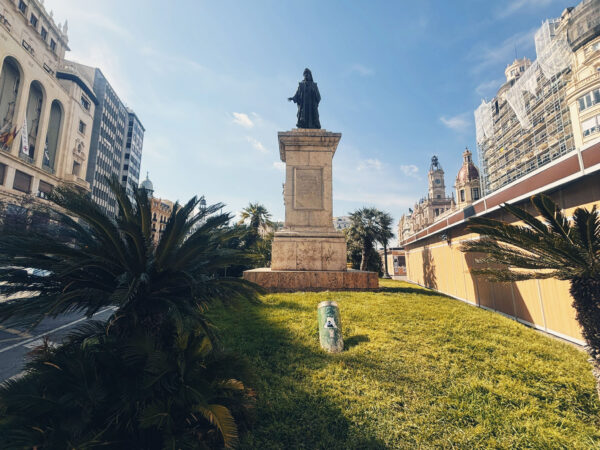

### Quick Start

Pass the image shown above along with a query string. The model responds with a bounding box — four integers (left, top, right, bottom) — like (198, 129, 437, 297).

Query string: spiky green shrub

(0, 178, 258, 448)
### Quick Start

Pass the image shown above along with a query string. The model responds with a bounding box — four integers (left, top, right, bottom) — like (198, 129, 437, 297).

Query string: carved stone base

(243, 268, 379, 292)
(271, 230, 346, 271)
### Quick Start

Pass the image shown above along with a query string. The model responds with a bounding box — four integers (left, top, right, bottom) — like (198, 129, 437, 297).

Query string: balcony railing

(18, 153, 34, 164)
(42, 164, 55, 175)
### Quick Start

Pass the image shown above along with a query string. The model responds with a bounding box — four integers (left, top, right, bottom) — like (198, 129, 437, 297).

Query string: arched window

(0, 57, 22, 142)
(25, 81, 44, 160)
(44, 100, 62, 170)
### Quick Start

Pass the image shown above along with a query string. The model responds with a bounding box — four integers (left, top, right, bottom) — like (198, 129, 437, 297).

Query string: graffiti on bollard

(317, 300, 343, 353)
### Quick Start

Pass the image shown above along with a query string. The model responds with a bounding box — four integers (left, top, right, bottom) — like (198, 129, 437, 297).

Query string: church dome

(140, 173, 154, 192)
(457, 163, 480, 183)
(456, 148, 480, 184)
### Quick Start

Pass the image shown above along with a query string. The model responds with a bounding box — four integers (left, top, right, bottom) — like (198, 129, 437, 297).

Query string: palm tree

(238, 202, 273, 235)
(375, 211, 394, 278)
(461, 194, 600, 398)
(0, 177, 258, 447)
(348, 207, 381, 271)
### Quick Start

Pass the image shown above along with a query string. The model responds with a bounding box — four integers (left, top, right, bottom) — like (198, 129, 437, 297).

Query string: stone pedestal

(243, 129, 378, 292)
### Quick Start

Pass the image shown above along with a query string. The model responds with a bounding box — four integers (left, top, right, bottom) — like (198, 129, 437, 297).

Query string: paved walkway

(0, 307, 114, 382)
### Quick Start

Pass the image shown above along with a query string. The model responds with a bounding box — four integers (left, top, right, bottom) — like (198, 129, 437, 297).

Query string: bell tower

(428, 155, 446, 200)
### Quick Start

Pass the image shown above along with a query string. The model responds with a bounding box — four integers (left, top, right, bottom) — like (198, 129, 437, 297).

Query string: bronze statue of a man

(288, 68, 321, 129)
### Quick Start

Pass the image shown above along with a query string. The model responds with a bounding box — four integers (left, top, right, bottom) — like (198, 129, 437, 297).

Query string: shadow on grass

(344, 334, 370, 350)
(210, 303, 386, 449)
(266, 300, 312, 312)
(378, 285, 445, 297)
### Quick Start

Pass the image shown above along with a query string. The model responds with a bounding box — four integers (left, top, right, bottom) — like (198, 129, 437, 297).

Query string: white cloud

(140, 46, 206, 74)
(357, 158, 383, 171)
(272, 161, 285, 171)
(246, 136, 267, 153)
(475, 78, 504, 97)
(232, 113, 254, 129)
(496, 0, 555, 19)
(469, 27, 537, 74)
(334, 191, 416, 208)
(400, 164, 420, 178)
(440, 113, 471, 132)
(349, 63, 375, 77)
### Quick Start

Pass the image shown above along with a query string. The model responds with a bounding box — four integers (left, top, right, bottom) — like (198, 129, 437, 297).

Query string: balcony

(18, 152, 34, 164)
(0, 13, 11, 31)
(41, 164, 55, 175)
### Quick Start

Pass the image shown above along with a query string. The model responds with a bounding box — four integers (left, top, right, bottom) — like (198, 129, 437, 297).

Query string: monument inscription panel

(294, 168, 323, 209)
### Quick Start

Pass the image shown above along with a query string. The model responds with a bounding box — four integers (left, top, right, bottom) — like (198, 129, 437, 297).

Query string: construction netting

(474, 100, 494, 145)
(520, 60, 539, 97)
(475, 18, 573, 131)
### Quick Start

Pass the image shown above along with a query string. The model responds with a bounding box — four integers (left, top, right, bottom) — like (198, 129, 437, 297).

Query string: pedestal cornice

(278, 129, 342, 162)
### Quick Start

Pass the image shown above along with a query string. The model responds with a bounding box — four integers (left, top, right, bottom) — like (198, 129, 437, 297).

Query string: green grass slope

(210, 280, 600, 449)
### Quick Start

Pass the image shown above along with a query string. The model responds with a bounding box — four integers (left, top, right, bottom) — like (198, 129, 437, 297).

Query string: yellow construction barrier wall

(404, 174, 600, 345)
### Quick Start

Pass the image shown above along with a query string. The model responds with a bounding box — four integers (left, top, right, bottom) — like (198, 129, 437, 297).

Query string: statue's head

(303, 68, 313, 82)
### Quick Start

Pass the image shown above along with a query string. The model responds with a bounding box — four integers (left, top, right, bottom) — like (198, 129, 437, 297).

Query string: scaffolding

(474, 18, 576, 195)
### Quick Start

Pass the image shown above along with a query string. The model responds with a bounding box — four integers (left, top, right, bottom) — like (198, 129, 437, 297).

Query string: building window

(13, 170, 32, 193)
(50, 39, 56, 52)
(0, 162, 6, 185)
(78, 120, 86, 134)
(81, 95, 90, 111)
(123, 164, 128, 170)
(578, 89, 600, 111)
(472, 187, 480, 200)
(582, 116, 600, 137)
(40, 27, 47, 41)
(436, 194, 441, 199)
(18, 0, 26, 14)
(38, 180, 53, 199)
(29, 13, 37, 28)
(122, 175, 127, 182)
(460, 189, 465, 202)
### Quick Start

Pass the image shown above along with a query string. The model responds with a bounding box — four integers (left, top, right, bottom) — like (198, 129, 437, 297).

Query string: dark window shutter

(13, 170, 32, 193)
(0, 163, 6, 185)
(38, 180, 53, 194)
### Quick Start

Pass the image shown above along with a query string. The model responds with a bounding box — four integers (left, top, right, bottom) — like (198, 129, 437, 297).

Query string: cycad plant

(0, 178, 258, 448)
(461, 194, 600, 398)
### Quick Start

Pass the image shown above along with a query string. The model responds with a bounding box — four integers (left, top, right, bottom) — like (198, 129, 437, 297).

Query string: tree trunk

(383, 243, 391, 278)
(360, 242, 368, 271)
(569, 277, 600, 400)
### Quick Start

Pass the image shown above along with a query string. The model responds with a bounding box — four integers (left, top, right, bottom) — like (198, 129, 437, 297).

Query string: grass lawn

(210, 279, 600, 449)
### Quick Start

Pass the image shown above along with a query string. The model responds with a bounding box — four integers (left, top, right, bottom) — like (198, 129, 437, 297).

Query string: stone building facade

(398, 156, 456, 241)
(0, 0, 96, 203)
(455, 148, 481, 209)
(475, 0, 600, 195)
(398, 151, 482, 242)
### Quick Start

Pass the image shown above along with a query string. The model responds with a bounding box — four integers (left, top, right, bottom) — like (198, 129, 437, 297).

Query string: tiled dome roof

(456, 147, 480, 184)
(457, 163, 479, 183)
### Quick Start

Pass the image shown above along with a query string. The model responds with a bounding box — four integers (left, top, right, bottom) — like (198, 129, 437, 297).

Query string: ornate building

(398, 151, 482, 241)
(140, 173, 175, 245)
(0, 0, 96, 204)
(398, 156, 455, 240)
(455, 148, 481, 209)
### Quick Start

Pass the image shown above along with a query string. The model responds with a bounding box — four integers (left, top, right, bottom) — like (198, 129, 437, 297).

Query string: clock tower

(428, 155, 446, 200)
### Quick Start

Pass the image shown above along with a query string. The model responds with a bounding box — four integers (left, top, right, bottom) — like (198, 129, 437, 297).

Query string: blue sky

(50, 0, 570, 237)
